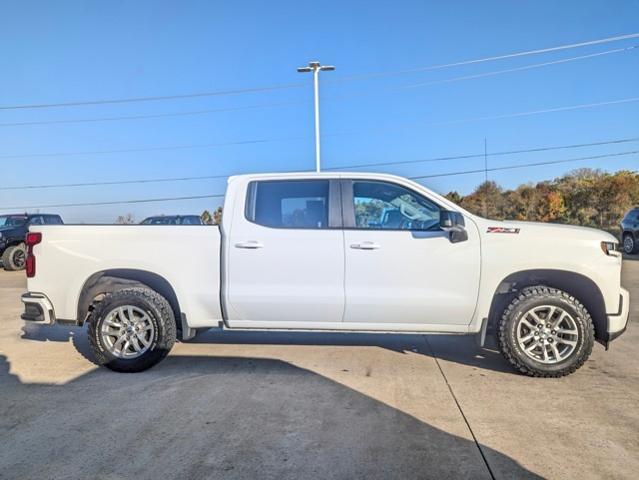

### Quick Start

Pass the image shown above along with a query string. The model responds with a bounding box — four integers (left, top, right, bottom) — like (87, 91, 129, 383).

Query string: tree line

(445, 168, 639, 233)
(114, 169, 637, 233)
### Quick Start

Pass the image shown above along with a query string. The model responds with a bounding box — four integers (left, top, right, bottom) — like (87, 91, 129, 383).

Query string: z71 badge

(487, 226, 520, 234)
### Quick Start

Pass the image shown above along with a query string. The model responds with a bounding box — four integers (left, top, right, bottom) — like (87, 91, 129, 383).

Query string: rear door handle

(235, 241, 264, 249)
(350, 241, 380, 250)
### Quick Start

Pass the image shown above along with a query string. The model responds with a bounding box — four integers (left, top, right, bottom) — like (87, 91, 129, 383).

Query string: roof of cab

(227, 171, 413, 183)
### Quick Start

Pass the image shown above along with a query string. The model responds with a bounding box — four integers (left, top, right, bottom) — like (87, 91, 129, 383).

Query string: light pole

(297, 61, 335, 172)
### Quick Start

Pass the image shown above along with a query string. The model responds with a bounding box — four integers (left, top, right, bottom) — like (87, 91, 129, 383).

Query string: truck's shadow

(20, 323, 513, 374)
(0, 353, 541, 479)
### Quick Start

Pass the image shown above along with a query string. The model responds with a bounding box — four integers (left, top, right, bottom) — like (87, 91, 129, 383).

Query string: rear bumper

(607, 288, 630, 344)
(21, 292, 56, 324)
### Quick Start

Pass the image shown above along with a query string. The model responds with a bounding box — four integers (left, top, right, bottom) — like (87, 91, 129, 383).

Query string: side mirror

(440, 211, 454, 228)
(440, 210, 468, 243)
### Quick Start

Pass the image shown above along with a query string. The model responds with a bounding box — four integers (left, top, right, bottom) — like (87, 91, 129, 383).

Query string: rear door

(225, 178, 345, 326)
(341, 179, 481, 327)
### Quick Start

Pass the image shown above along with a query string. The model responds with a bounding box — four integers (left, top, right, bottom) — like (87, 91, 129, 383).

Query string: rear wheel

(623, 233, 638, 254)
(2, 244, 26, 271)
(88, 287, 176, 372)
(498, 286, 594, 377)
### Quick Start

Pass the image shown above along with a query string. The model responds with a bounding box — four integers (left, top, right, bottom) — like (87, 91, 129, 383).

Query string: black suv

(621, 207, 639, 254)
(0, 214, 63, 271)
(140, 215, 203, 225)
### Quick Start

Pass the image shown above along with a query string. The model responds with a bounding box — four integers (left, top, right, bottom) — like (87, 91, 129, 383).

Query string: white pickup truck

(21, 172, 629, 377)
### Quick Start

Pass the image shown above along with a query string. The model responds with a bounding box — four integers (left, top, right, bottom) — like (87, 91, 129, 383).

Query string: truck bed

(27, 225, 223, 327)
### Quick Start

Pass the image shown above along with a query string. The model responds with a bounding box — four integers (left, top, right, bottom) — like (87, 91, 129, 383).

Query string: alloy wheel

(13, 249, 26, 269)
(624, 236, 634, 254)
(516, 305, 579, 364)
(100, 306, 155, 359)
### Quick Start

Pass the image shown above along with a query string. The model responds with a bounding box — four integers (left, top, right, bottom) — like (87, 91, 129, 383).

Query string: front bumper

(21, 293, 56, 324)
(607, 287, 630, 344)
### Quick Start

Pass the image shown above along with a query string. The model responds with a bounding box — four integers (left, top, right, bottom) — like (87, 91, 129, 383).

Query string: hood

(476, 218, 618, 243)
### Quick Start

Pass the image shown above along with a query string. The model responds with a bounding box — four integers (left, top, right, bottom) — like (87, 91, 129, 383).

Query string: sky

(0, 0, 638, 223)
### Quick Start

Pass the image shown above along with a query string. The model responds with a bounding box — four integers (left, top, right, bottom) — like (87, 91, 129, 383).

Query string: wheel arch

(77, 269, 182, 329)
(5, 239, 25, 247)
(623, 229, 638, 240)
(487, 269, 607, 345)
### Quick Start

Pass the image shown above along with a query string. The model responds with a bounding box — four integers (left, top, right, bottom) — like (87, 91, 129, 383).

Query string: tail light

(25, 232, 42, 278)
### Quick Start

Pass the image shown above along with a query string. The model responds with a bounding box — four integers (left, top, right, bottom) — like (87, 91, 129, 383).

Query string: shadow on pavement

(20, 323, 515, 374)
(0, 353, 541, 479)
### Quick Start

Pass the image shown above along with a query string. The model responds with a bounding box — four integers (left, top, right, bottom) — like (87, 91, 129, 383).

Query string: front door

(342, 179, 480, 327)
(226, 178, 345, 326)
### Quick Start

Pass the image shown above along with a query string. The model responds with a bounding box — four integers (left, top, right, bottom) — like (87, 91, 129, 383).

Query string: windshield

(0, 215, 27, 227)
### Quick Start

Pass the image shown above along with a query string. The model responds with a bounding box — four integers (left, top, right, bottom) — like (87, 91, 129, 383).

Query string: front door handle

(235, 241, 264, 249)
(350, 241, 380, 250)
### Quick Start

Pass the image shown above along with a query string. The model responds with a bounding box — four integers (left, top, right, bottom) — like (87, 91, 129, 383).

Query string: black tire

(623, 233, 638, 254)
(2, 243, 26, 271)
(498, 286, 594, 378)
(88, 287, 176, 372)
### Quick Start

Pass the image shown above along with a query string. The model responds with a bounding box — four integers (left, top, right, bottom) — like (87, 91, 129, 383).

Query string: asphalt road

(1, 258, 637, 479)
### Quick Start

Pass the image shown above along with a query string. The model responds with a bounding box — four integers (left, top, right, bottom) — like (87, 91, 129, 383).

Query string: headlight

(600, 241, 618, 255)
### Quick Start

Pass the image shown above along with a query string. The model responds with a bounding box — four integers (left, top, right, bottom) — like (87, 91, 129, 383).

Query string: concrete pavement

(1, 258, 637, 479)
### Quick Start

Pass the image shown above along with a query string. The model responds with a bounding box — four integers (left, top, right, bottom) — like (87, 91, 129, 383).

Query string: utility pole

(297, 61, 335, 172)
(483, 138, 488, 217)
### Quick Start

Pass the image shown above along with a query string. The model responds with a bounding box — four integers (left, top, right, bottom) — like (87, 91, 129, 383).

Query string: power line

(2, 150, 635, 211)
(4, 47, 632, 129)
(1, 141, 636, 200)
(0, 174, 230, 191)
(0, 194, 226, 211)
(2, 136, 636, 191)
(325, 46, 637, 103)
(400, 46, 638, 90)
(3, 96, 637, 161)
(2, 33, 637, 112)
(409, 150, 639, 180)
(331, 32, 639, 83)
(327, 136, 639, 170)
(0, 83, 307, 111)
(324, 96, 639, 138)
(0, 100, 303, 127)
(0, 136, 306, 160)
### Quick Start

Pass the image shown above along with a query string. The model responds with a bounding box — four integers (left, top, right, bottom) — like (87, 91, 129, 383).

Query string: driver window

(352, 181, 441, 231)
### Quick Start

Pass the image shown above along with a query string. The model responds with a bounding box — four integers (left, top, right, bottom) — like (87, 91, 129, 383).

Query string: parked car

(0, 214, 63, 271)
(621, 207, 639, 254)
(20, 172, 629, 377)
(140, 215, 203, 225)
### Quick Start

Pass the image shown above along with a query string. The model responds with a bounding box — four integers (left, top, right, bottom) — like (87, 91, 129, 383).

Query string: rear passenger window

(44, 216, 63, 225)
(246, 180, 329, 229)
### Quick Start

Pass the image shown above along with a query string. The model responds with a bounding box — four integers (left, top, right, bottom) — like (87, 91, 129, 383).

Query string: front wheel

(498, 286, 594, 377)
(88, 287, 176, 372)
(623, 233, 638, 254)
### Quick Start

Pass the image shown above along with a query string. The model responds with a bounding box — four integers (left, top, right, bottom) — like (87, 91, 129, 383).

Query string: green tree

(450, 168, 639, 233)
(201, 210, 213, 225)
(201, 206, 223, 225)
